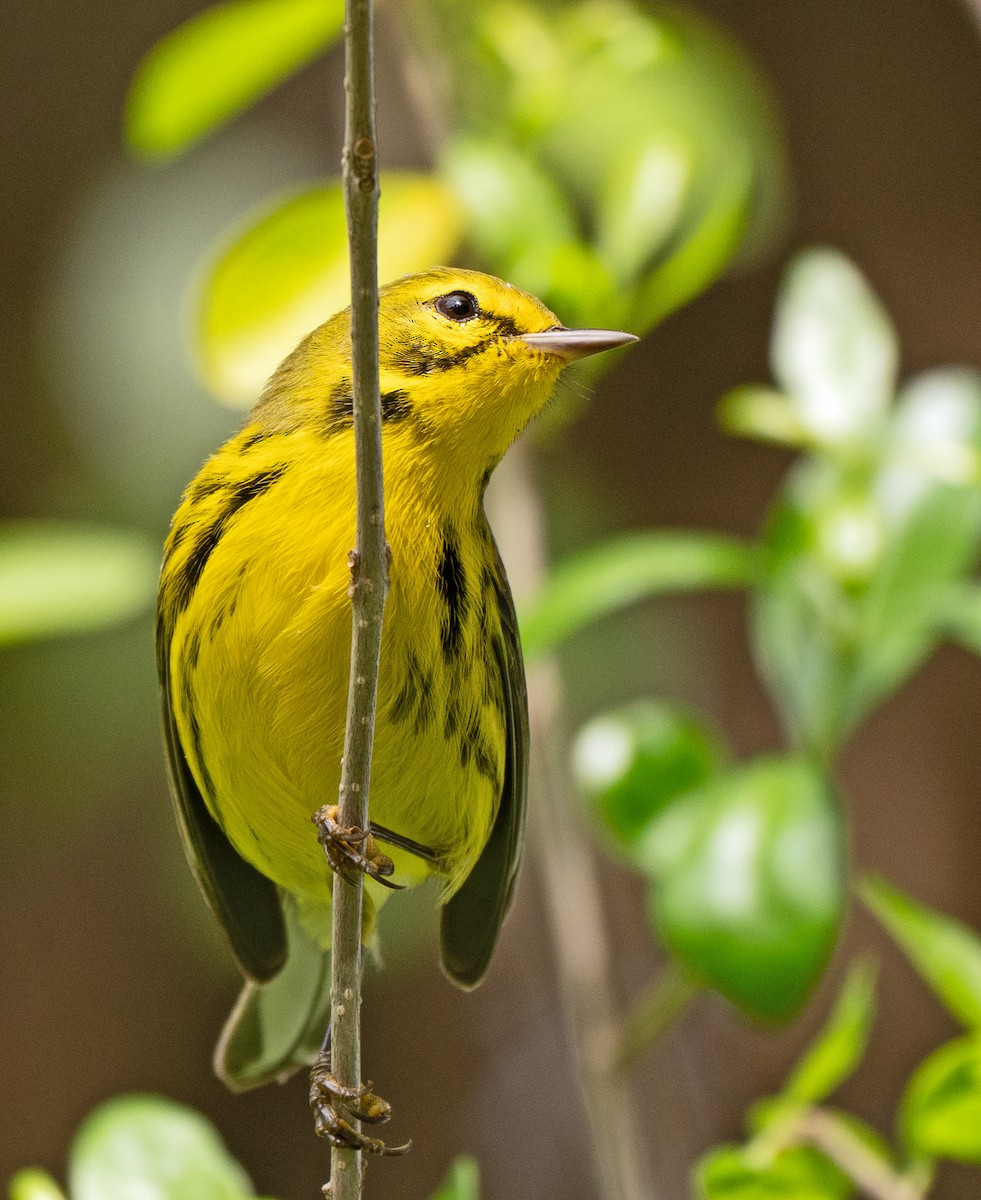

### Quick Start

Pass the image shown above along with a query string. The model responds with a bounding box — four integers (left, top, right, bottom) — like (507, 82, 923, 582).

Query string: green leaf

(7, 1170, 67, 1200)
(695, 1143, 852, 1200)
(770, 249, 898, 446)
(69, 1095, 255, 1200)
(429, 1155, 480, 1200)
(0, 522, 158, 646)
(784, 959, 877, 1104)
(900, 1035, 981, 1163)
(596, 135, 694, 285)
(627, 150, 755, 333)
(942, 583, 981, 654)
(718, 386, 809, 447)
(196, 173, 463, 406)
(440, 137, 580, 301)
(573, 701, 725, 855)
(862, 875, 981, 1029)
(125, 0, 343, 159)
(520, 532, 756, 662)
(642, 756, 846, 1022)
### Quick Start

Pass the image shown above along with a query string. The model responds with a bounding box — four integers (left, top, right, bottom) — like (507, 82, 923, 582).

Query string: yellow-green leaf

(0, 522, 158, 647)
(126, 0, 343, 160)
(197, 173, 464, 406)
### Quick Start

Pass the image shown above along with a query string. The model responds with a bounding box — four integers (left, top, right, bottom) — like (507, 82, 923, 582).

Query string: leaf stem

(327, 2, 386, 1197)
(612, 963, 701, 1073)
(753, 1106, 927, 1200)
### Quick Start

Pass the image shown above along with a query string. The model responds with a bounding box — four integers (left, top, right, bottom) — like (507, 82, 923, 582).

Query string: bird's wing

(439, 534, 529, 989)
(156, 609, 287, 984)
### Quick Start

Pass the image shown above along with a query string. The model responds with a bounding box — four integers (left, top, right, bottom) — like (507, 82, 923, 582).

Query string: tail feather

(215, 901, 331, 1091)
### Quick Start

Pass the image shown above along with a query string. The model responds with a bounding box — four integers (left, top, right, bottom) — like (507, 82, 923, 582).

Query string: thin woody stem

(751, 1106, 927, 1200)
(488, 441, 657, 1200)
(327, 1, 386, 1197)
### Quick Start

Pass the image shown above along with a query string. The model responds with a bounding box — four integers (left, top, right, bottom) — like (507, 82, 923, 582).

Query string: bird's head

(256, 267, 637, 479)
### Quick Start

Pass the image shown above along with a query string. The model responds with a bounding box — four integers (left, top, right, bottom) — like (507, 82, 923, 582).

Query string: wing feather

(439, 533, 529, 988)
(157, 609, 287, 984)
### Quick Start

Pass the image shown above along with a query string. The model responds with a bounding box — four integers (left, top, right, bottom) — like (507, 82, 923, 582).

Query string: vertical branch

(488, 442, 657, 1200)
(329, 1, 384, 1196)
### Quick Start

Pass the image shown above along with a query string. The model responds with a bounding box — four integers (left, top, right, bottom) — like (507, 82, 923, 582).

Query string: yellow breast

(161, 420, 507, 930)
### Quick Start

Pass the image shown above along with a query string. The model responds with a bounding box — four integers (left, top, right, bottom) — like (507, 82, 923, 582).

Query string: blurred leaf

(770, 249, 898, 446)
(844, 482, 981, 731)
(641, 756, 845, 1021)
(0, 521, 158, 647)
(942, 583, 981, 654)
(900, 1035, 981, 1163)
(69, 1095, 255, 1200)
(415, 0, 789, 326)
(126, 0, 343, 160)
(626, 151, 754, 334)
(573, 700, 725, 855)
(7, 1171, 67, 1200)
(751, 469, 848, 759)
(441, 137, 580, 300)
(718, 386, 809, 447)
(695, 1143, 852, 1200)
(862, 875, 981, 1029)
(197, 173, 463, 405)
(429, 1155, 480, 1200)
(784, 959, 877, 1104)
(596, 135, 694, 285)
(521, 532, 756, 661)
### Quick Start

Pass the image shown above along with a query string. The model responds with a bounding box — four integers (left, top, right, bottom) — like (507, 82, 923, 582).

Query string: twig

(326, 2, 385, 1196)
(488, 442, 657, 1200)
(612, 962, 700, 1074)
(751, 1106, 927, 1200)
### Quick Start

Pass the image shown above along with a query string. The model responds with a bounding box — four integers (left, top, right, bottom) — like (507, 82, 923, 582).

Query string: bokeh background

(4, 0, 981, 1197)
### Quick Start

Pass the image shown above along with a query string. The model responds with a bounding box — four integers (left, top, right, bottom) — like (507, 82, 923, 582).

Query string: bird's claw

(313, 805, 404, 890)
(310, 1051, 411, 1157)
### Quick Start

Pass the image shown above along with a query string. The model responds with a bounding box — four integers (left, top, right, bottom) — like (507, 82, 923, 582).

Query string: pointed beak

(518, 327, 640, 361)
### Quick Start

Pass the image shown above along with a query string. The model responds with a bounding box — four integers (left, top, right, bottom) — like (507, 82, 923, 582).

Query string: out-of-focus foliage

(8, 1095, 268, 1200)
(640, 756, 844, 1021)
(123, 0, 787, 407)
(428, 1155, 481, 1200)
(414, 0, 788, 329)
(863, 874, 981, 1030)
(520, 532, 755, 661)
(0, 521, 158, 646)
(125, 0, 344, 159)
(527, 249, 981, 1193)
(197, 174, 463, 405)
(782, 959, 877, 1106)
(573, 700, 724, 854)
(6, 1094, 479, 1200)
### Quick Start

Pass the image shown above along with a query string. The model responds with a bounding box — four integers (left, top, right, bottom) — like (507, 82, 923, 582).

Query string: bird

(156, 267, 637, 1093)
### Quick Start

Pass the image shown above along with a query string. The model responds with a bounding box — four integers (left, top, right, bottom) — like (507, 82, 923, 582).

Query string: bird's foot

(313, 805, 404, 890)
(310, 1050, 410, 1156)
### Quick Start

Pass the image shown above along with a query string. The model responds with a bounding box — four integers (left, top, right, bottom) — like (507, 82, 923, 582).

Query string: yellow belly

(166, 439, 506, 930)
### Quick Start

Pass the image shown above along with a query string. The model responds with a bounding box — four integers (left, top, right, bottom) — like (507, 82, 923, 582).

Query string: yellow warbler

(157, 268, 636, 1089)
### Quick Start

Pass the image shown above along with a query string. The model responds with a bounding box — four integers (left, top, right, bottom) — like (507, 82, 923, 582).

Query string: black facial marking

(322, 378, 354, 435)
(436, 532, 467, 659)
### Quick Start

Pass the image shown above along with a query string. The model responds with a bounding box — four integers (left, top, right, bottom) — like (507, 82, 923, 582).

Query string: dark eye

(434, 291, 479, 322)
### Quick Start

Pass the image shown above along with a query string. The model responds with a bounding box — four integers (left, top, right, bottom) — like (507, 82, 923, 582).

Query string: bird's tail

(214, 899, 331, 1091)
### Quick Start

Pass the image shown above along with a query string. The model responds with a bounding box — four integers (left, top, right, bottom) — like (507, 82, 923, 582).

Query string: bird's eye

(434, 291, 479, 322)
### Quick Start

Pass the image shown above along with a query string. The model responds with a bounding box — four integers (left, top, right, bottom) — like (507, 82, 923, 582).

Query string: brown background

(3, 1, 981, 1197)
